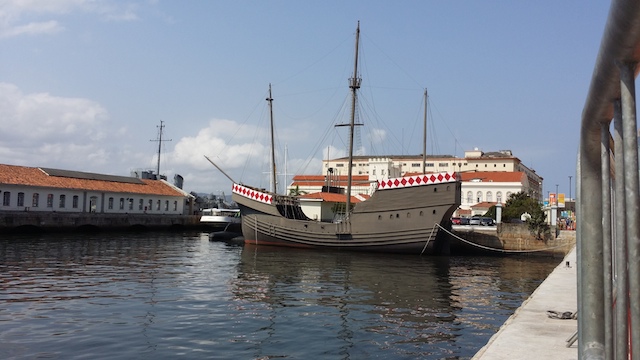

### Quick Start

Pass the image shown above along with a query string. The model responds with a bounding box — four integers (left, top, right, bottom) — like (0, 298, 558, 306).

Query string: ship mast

(150, 120, 171, 176)
(345, 22, 361, 219)
(422, 88, 428, 175)
(267, 84, 277, 193)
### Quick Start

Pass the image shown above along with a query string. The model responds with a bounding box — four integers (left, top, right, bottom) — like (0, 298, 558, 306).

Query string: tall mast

(422, 88, 428, 175)
(345, 22, 361, 218)
(150, 120, 171, 176)
(267, 84, 277, 193)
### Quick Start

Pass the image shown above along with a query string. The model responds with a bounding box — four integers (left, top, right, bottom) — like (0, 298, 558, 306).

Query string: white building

(322, 149, 543, 201)
(0, 164, 193, 215)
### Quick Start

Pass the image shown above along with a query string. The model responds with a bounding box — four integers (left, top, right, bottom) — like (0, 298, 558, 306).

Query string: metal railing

(578, 0, 640, 359)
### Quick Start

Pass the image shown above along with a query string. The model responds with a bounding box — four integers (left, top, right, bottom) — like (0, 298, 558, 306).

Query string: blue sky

(0, 1, 612, 198)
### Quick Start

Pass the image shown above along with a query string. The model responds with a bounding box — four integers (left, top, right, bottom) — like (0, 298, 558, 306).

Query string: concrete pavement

(472, 246, 578, 360)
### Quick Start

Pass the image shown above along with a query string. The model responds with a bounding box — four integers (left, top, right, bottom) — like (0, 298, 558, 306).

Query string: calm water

(0, 232, 560, 359)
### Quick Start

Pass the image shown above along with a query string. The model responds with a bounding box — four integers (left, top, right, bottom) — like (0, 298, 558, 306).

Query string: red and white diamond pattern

(232, 183, 273, 204)
(377, 171, 457, 190)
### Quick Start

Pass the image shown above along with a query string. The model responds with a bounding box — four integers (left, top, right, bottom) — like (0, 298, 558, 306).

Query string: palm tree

(289, 185, 307, 196)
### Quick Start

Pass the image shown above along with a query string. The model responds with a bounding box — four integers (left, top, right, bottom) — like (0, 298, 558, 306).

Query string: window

(173, 201, 178, 211)
(506, 191, 512, 199)
(3, 192, 10, 206)
(17, 192, 24, 207)
(139, 199, 144, 210)
(128, 199, 134, 210)
(32, 193, 39, 207)
(73, 195, 79, 208)
(336, 164, 344, 167)
(47, 194, 54, 208)
(466, 191, 472, 203)
(156, 200, 161, 211)
(148, 199, 153, 211)
(108, 197, 114, 210)
(486, 191, 493, 202)
(476, 191, 483, 203)
(59, 194, 66, 208)
(438, 163, 448, 167)
(411, 163, 420, 167)
(496, 192, 503, 203)
(119, 198, 125, 210)
(425, 163, 434, 167)
(164, 200, 169, 211)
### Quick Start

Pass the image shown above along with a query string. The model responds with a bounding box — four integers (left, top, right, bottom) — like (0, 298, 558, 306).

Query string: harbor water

(0, 232, 560, 359)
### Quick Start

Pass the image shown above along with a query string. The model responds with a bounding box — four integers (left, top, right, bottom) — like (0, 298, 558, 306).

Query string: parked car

(480, 217, 495, 226)
(469, 217, 481, 225)
(451, 217, 461, 225)
(459, 217, 470, 225)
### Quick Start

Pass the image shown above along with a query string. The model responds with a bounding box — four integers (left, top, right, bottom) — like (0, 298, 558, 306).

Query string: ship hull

(232, 173, 461, 255)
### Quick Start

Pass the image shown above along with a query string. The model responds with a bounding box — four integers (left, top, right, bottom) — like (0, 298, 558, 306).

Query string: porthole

(407, 213, 411, 218)
(390, 214, 394, 219)
(378, 215, 382, 220)
(396, 214, 399, 218)
(433, 187, 438, 192)
(432, 210, 436, 214)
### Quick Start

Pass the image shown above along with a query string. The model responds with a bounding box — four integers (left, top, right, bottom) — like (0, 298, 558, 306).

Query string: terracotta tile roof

(291, 174, 371, 188)
(299, 192, 362, 203)
(459, 171, 525, 183)
(471, 201, 500, 209)
(0, 164, 186, 197)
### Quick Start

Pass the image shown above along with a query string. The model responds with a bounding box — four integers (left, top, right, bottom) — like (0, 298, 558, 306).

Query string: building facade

(0, 164, 193, 215)
(321, 148, 543, 201)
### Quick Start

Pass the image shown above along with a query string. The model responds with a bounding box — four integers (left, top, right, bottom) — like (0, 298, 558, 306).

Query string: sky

(0, 0, 614, 198)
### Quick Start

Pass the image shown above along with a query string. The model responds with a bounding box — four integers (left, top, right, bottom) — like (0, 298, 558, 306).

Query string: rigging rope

(435, 223, 572, 254)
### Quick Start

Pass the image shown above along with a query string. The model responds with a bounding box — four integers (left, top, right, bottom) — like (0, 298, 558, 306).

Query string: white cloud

(0, 0, 140, 39)
(0, 82, 112, 169)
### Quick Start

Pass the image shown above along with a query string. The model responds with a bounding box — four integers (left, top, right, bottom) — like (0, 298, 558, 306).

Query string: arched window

(17, 192, 24, 207)
(32, 193, 39, 207)
(496, 191, 503, 203)
(466, 191, 473, 203)
(476, 191, 483, 203)
(486, 191, 493, 203)
(108, 197, 114, 210)
(59, 194, 66, 208)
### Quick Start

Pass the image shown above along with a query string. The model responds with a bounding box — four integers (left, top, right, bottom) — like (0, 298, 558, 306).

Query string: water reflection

(0, 233, 559, 359)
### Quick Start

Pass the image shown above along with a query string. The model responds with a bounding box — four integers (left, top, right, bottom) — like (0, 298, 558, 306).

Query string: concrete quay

(472, 246, 577, 360)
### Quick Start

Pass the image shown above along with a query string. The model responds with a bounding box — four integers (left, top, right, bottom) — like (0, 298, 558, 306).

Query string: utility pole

(150, 120, 172, 176)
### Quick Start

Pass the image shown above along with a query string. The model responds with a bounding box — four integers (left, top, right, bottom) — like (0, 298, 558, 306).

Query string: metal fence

(578, 0, 640, 359)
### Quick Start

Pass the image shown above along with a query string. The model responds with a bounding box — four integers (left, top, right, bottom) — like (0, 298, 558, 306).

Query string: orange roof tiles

(0, 164, 185, 197)
(298, 192, 362, 203)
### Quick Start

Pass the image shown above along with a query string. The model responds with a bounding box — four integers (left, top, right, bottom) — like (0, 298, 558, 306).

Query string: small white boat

(200, 208, 241, 230)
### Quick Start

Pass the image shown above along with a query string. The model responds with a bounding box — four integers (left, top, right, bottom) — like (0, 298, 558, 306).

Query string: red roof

(471, 201, 500, 209)
(459, 171, 525, 183)
(0, 164, 186, 197)
(299, 191, 362, 203)
(291, 174, 371, 187)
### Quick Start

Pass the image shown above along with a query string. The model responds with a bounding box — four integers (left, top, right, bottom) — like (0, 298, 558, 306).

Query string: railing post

(613, 99, 629, 359)
(578, 119, 605, 359)
(619, 60, 640, 356)
(600, 121, 613, 360)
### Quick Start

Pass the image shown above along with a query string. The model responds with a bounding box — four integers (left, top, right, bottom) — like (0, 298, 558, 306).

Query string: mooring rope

(435, 223, 572, 254)
(421, 225, 438, 255)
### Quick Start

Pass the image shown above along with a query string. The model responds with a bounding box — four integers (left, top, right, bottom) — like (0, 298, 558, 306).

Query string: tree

(527, 205, 549, 240)
(289, 185, 307, 196)
(502, 191, 549, 240)
(502, 192, 536, 222)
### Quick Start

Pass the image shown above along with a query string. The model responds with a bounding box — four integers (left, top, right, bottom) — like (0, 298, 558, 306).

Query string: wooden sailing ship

(231, 22, 461, 254)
